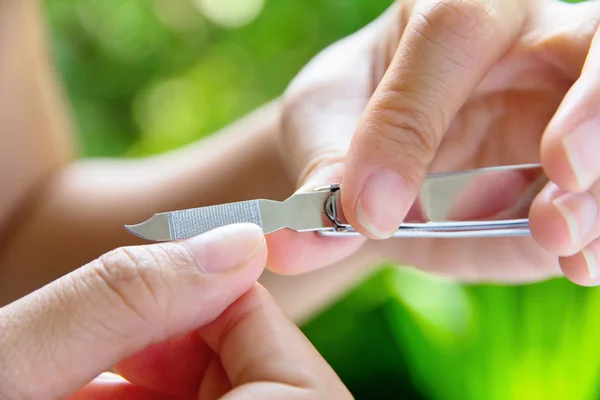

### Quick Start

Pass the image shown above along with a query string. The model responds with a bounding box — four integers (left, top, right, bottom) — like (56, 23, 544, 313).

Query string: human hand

(270, 0, 600, 285)
(0, 224, 350, 400)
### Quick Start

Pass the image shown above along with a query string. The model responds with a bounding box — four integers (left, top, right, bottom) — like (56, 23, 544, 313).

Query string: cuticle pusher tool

(124, 163, 546, 242)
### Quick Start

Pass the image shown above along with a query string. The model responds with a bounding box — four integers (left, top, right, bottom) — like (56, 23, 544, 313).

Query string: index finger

(199, 284, 352, 399)
(342, 0, 526, 239)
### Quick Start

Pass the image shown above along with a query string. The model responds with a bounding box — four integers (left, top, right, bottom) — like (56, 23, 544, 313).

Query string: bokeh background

(43, 0, 599, 398)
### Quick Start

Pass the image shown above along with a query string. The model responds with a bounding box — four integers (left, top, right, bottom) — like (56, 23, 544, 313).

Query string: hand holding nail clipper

(129, 0, 600, 287)
(273, 0, 600, 286)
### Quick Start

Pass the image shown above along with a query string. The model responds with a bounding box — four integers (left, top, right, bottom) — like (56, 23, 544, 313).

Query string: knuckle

(92, 245, 190, 325)
(93, 249, 151, 323)
(436, 0, 498, 37)
(413, 0, 501, 50)
(371, 104, 439, 167)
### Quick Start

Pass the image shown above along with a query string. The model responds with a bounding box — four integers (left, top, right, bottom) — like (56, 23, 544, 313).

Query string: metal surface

(320, 163, 545, 238)
(319, 220, 532, 238)
(125, 187, 336, 241)
(125, 163, 546, 241)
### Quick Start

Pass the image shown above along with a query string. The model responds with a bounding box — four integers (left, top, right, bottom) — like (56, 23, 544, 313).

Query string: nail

(95, 372, 129, 383)
(562, 119, 600, 190)
(297, 162, 345, 193)
(183, 223, 265, 274)
(582, 248, 599, 279)
(553, 191, 598, 245)
(355, 168, 412, 239)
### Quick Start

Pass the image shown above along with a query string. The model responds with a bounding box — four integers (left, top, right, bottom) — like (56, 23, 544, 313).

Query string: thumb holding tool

(530, 22, 600, 286)
(340, 0, 522, 240)
(0, 223, 349, 399)
(271, 0, 524, 273)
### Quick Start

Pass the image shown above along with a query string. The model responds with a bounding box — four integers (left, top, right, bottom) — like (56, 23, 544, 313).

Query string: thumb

(342, 0, 524, 239)
(0, 223, 267, 400)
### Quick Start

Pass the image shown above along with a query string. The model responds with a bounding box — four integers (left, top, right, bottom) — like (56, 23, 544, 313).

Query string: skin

(0, 223, 352, 399)
(3, 0, 600, 368)
(273, 0, 600, 286)
(0, 1, 296, 304)
(5, 0, 600, 396)
(0, 97, 294, 303)
(0, 0, 375, 326)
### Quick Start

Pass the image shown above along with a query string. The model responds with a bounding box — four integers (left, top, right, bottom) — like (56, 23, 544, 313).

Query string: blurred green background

(43, 0, 600, 399)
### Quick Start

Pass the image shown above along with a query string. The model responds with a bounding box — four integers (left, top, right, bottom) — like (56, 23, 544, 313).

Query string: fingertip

(183, 223, 267, 275)
(529, 190, 576, 256)
(559, 234, 600, 286)
(541, 78, 600, 193)
(342, 167, 413, 240)
(529, 182, 596, 256)
(560, 251, 600, 287)
(541, 133, 585, 193)
(265, 229, 365, 275)
(355, 196, 397, 239)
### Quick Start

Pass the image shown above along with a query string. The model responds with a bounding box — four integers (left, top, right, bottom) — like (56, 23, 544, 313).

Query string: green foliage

(302, 267, 426, 399)
(385, 270, 600, 400)
(304, 266, 600, 399)
(44, 0, 393, 157)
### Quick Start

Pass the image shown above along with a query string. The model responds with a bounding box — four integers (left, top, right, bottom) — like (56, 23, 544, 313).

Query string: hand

(270, 0, 600, 285)
(0, 224, 350, 400)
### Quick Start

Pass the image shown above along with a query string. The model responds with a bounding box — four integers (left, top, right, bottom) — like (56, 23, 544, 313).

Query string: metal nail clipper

(125, 163, 547, 241)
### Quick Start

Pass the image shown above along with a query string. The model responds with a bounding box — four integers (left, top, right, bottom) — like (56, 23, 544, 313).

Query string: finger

(266, 228, 365, 274)
(0, 223, 267, 400)
(560, 236, 600, 286)
(541, 2, 600, 193)
(266, 162, 365, 274)
(67, 373, 173, 400)
(530, 181, 600, 257)
(199, 284, 352, 399)
(524, 1, 600, 264)
(269, 7, 403, 274)
(270, 23, 389, 274)
(342, 0, 526, 239)
(113, 331, 230, 399)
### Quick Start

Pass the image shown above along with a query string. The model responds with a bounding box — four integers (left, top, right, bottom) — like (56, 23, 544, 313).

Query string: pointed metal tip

(123, 223, 146, 239)
(124, 213, 172, 242)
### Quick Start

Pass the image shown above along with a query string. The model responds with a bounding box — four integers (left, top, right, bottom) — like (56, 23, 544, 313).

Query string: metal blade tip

(124, 213, 171, 242)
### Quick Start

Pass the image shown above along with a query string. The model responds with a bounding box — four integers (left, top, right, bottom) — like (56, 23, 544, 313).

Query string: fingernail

(356, 168, 411, 239)
(562, 120, 600, 189)
(95, 372, 128, 383)
(553, 192, 598, 244)
(297, 162, 345, 193)
(183, 223, 265, 274)
(582, 248, 599, 279)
